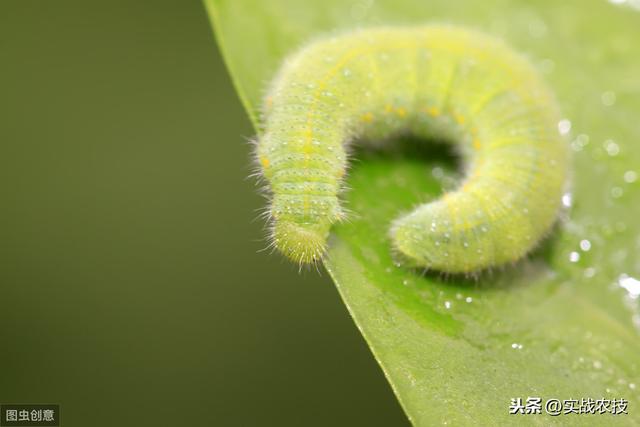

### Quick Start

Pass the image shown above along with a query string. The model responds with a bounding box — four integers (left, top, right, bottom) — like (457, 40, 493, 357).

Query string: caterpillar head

(271, 220, 330, 265)
(267, 191, 344, 264)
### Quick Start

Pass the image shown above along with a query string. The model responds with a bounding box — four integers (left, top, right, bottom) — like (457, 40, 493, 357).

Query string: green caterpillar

(256, 25, 569, 273)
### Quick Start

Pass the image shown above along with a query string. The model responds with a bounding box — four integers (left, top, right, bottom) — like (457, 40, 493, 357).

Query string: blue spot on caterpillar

(255, 25, 569, 273)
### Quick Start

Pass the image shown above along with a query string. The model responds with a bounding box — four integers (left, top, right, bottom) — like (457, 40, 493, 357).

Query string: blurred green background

(0, 1, 407, 425)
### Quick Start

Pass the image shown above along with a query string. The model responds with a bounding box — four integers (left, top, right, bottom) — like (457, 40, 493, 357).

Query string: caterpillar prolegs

(255, 26, 569, 273)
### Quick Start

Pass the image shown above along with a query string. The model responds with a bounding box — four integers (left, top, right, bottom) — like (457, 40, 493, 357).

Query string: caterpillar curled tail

(256, 26, 569, 273)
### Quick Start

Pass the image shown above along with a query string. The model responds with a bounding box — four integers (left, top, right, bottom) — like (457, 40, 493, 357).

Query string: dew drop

(618, 274, 640, 299)
(604, 139, 620, 156)
(465, 296, 473, 303)
(561, 192, 573, 208)
(580, 239, 592, 251)
(601, 91, 616, 106)
(576, 133, 590, 146)
(611, 186, 623, 198)
(431, 167, 444, 179)
(444, 301, 452, 309)
(569, 251, 580, 263)
(571, 140, 584, 152)
(558, 119, 572, 135)
(624, 170, 638, 183)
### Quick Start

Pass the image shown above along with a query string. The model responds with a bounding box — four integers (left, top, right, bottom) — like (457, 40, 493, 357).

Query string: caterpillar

(255, 25, 569, 273)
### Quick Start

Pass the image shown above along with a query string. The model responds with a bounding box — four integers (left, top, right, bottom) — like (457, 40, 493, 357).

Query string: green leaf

(205, 0, 640, 424)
